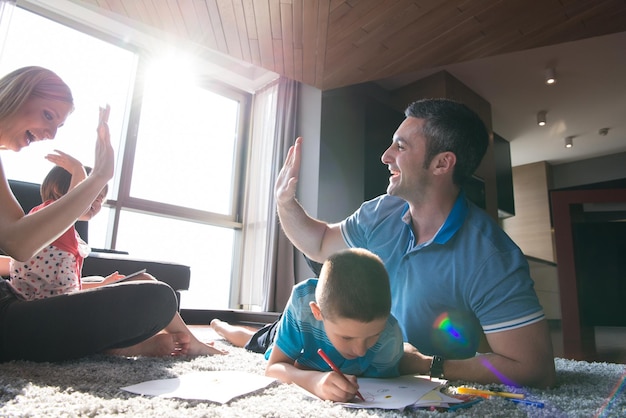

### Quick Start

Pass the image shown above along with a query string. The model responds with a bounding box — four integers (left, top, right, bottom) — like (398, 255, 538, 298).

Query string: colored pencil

(456, 387, 525, 399)
(317, 348, 365, 401)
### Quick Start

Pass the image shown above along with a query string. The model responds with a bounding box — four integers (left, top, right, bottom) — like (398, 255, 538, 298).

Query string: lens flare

(431, 311, 481, 358)
(479, 356, 518, 387)
(595, 369, 626, 418)
(435, 314, 463, 340)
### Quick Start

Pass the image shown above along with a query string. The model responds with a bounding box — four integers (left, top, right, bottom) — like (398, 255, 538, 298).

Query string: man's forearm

(445, 353, 555, 388)
(277, 198, 329, 262)
(400, 349, 555, 388)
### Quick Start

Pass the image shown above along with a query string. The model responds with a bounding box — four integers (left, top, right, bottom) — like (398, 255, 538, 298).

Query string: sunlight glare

(146, 52, 198, 97)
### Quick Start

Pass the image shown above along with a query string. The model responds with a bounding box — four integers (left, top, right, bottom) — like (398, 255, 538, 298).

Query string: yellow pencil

(456, 387, 525, 399)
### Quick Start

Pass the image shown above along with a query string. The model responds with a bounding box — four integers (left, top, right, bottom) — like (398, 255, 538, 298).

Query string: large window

(130, 71, 242, 215)
(0, 4, 252, 309)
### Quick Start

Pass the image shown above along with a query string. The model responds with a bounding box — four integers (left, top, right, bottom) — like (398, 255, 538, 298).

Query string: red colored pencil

(317, 348, 365, 401)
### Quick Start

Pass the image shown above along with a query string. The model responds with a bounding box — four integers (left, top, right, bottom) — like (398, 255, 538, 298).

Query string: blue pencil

(507, 397, 545, 408)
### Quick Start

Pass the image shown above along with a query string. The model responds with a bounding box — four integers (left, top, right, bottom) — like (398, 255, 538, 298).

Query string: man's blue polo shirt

(341, 192, 544, 359)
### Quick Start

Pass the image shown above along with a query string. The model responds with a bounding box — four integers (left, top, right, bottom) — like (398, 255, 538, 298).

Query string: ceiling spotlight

(564, 136, 574, 148)
(537, 110, 547, 126)
(545, 68, 556, 85)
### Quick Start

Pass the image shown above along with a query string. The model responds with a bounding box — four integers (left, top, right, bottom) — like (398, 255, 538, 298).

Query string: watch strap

(430, 355, 445, 379)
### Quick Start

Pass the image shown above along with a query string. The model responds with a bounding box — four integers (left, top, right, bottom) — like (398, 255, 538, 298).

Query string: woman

(0, 66, 221, 361)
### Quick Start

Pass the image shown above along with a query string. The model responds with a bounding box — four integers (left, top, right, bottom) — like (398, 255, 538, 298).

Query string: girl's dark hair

(40, 166, 92, 201)
(405, 98, 489, 186)
(317, 248, 391, 322)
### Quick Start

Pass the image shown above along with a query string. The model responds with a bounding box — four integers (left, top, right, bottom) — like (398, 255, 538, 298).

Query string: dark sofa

(4, 179, 190, 308)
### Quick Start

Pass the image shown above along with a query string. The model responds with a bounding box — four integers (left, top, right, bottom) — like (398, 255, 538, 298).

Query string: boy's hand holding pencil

(318, 348, 365, 402)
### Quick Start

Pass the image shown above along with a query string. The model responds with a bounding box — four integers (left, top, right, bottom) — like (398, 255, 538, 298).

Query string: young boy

(213, 248, 403, 402)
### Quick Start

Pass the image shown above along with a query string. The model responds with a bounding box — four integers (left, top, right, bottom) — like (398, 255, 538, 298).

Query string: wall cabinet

(494, 133, 515, 218)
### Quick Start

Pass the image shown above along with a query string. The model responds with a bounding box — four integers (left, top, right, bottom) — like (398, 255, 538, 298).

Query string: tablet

(114, 268, 147, 283)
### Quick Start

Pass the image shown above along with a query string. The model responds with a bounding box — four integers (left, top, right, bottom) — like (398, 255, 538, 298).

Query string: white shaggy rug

(0, 340, 624, 417)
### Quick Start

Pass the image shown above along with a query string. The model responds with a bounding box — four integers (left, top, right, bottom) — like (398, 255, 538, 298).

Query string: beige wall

(502, 161, 555, 262)
(528, 258, 561, 319)
(502, 161, 559, 318)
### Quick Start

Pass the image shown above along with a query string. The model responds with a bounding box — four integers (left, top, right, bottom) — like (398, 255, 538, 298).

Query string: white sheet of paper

(338, 375, 443, 410)
(121, 371, 276, 403)
(412, 388, 463, 407)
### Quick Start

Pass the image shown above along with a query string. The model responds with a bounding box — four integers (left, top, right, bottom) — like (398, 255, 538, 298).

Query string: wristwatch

(429, 355, 445, 379)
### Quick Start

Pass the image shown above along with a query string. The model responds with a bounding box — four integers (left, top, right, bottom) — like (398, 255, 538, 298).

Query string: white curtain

(239, 76, 298, 312)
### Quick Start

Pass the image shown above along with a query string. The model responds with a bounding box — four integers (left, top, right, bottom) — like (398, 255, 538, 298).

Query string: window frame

(107, 57, 251, 249)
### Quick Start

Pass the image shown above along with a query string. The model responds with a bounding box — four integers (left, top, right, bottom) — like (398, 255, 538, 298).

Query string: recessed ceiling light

(545, 68, 556, 85)
(537, 110, 547, 126)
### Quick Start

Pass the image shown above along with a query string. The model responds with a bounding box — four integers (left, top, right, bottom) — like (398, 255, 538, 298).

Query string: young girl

(0, 66, 224, 361)
(7, 149, 226, 357)
(7, 150, 114, 299)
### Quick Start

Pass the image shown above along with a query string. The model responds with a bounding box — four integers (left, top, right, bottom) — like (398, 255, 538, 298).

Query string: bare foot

(106, 332, 190, 357)
(187, 338, 228, 356)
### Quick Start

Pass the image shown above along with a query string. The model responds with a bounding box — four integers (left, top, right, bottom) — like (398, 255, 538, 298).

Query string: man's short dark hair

(405, 98, 489, 186)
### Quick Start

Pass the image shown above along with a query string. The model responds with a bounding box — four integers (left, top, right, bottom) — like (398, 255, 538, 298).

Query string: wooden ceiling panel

(269, 0, 284, 75)
(279, 2, 295, 80)
(255, 0, 276, 70)
(176, 1, 200, 40)
(342, 4, 484, 86)
(326, 0, 388, 40)
(137, 1, 163, 30)
(113, 1, 144, 25)
(205, 0, 228, 53)
(189, 0, 219, 51)
(215, 0, 243, 60)
(314, 1, 331, 88)
(73, 0, 626, 90)
(301, 0, 323, 86)
(101, 0, 131, 19)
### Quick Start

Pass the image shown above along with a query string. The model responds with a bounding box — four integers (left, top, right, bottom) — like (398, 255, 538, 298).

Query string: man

(274, 98, 555, 388)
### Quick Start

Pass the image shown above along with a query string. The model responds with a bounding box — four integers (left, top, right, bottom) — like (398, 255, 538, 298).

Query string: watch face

(430, 355, 445, 378)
